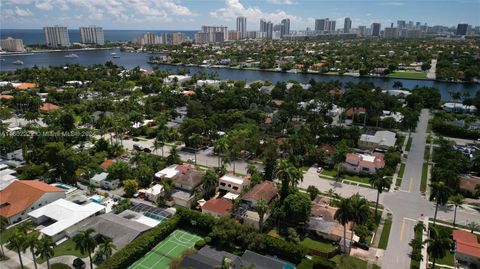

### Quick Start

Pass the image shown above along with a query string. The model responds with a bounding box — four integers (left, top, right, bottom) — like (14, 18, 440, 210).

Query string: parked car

(187, 158, 196, 164)
(317, 167, 324, 173)
(143, 147, 152, 153)
(353, 241, 370, 251)
(73, 258, 86, 269)
(133, 144, 142, 151)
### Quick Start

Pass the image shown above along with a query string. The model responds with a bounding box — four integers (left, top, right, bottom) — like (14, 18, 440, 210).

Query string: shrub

(194, 239, 206, 249)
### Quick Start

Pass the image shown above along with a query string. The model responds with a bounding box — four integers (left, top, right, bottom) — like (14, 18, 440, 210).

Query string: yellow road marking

(399, 219, 406, 241)
(408, 177, 413, 192)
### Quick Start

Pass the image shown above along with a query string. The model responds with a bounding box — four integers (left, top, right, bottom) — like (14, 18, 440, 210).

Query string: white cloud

(265, 0, 296, 5)
(14, 6, 33, 16)
(210, 0, 298, 24)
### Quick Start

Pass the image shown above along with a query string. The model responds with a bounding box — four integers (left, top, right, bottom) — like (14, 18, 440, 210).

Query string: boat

(12, 60, 24, 65)
(111, 52, 117, 55)
(64, 53, 79, 58)
(112, 55, 120, 58)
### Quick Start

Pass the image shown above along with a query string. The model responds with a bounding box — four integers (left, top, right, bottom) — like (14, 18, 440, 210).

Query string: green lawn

(397, 163, 406, 187)
(387, 71, 427, 79)
(372, 265, 381, 269)
(406, 137, 413, 151)
(344, 174, 371, 185)
(321, 169, 337, 177)
(330, 255, 368, 269)
(424, 145, 431, 161)
(51, 263, 73, 269)
(435, 251, 455, 267)
(300, 237, 337, 253)
(421, 163, 428, 193)
(378, 216, 393, 249)
(37, 239, 87, 264)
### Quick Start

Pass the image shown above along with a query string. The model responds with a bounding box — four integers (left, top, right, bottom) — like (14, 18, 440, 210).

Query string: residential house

(163, 75, 191, 85)
(358, 130, 397, 150)
(452, 229, 480, 268)
(343, 152, 385, 174)
(238, 181, 278, 230)
(442, 103, 477, 114)
(154, 164, 181, 180)
(174, 166, 204, 192)
(201, 198, 233, 217)
(39, 103, 61, 113)
(180, 246, 293, 269)
(308, 197, 353, 242)
(0, 180, 65, 224)
(143, 184, 164, 202)
(90, 172, 119, 190)
(78, 213, 151, 250)
(28, 199, 105, 242)
(218, 174, 249, 194)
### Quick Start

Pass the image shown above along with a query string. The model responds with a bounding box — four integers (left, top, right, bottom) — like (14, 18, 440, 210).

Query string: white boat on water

(64, 53, 79, 58)
(12, 60, 24, 65)
(112, 55, 120, 58)
(111, 52, 117, 55)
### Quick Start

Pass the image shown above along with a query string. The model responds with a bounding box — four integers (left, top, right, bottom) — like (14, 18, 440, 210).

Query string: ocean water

(0, 29, 197, 45)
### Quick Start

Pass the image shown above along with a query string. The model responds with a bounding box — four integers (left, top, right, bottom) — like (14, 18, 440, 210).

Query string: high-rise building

(371, 23, 381, 36)
(384, 27, 399, 39)
(266, 21, 273, 39)
(408, 21, 414, 29)
(228, 30, 240, 41)
(406, 29, 423, 39)
(327, 20, 336, 33)
(260, 19, 267, 32)
(358, 26, 367, 37)
(79, 26, 104, 45)
(195, 26, 228, 44)
(236, 16, 247, 39)
(0, 37, 25, 52)
(344, 17, 352, 33)
(43, 26, 70, 48)
(456, 24, 469, 35)
(133, 32, 161, 45)
(315, 18, 328, 32)
(281, 18, 290, 37)
(397, 20, 406, 29)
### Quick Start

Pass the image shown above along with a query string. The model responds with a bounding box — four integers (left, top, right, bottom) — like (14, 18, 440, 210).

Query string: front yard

(37, 238, 88, 264)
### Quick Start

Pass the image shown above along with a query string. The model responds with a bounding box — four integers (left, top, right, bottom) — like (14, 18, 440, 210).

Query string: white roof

(135, 215, 161, 228)
(359, 154, 376, 163)
(155, 164, 180, 179)
(0, 175, 17, 190)
(223, 192, 239, 200)
(0, 169, 16, 176)
(91, 172, 108, 182)
(29, 199, 105, 237)
(360, 130, 396, 147)
(219, 175, 245, 185)
(145, 184, 164, 195)
(0, 164, 8, 170)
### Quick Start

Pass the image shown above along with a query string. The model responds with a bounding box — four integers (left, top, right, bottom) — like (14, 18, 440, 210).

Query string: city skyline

(1, 0, 479, 30)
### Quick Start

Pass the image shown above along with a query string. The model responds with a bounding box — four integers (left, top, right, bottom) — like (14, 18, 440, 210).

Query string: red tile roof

(0, 95, 14, 100)
(459, 176, 480, 194)
(345, 107, 366, 117)
(100, 159, 114, 169)
(202, 198, 233, 216)
(345, 152, 385, 169)
(15, 83, 37, 90)
(242, 181, 278, 203)
(453, 229, 480, 258)
(319, 144, 336, 155)
(40, 103, 61, 112)
(0, 180, 64, 218)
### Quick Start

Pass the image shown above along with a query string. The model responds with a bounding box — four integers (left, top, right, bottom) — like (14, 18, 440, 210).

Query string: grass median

(396, 163, 406, 187)
(420, 163, 428, 193)
(378, 214, 393, 249)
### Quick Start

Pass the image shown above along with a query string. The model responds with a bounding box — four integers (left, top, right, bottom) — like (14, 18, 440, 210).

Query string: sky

(1, 0, 479, 30)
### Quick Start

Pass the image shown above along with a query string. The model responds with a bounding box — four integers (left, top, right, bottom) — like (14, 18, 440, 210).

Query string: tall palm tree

(427, 226, 452, 269)
(369, 170, 391, 216)
(6, 229, 26, 269)
(429, 181, 452, 224)
(255, 199, 269, 233)
(214, 137, 229, 168)
(202, 169, 219, 199)
(154, 133, 166, 157)
(449, 194, 464, 227)
(73, 228, 97, 269)
(98, 237, 116, 260)
(36, 236, 55, 269)
(334, 197, 353, 255)
(0, 216, 7, 256)
(167, 145, 181, 165)
(348, 193, 370, 254)
(25, 229, 40, 269)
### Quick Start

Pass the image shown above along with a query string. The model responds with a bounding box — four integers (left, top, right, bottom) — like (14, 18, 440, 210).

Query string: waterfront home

(0, 180, 65, 224)
(442, 102, 477, 114)
(343, 152, 385, 174)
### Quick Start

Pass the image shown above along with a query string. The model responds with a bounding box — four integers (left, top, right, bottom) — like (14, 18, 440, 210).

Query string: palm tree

(25, 229, 40, 269)
(6, 229, 26, 269)
(214, 137, 229, 168)
(429, 181, 452, 224)
(369, 170, 391, 216)
(98, 237, 116, 260)
(449, 194, 464, 227)
(36, 236, 55, 269)
(348, 193, 370, 254)
(0, 216, 7, 256)
(73, 228, 97, 269)
(167, 145, 181, 165)
(255, 199, 269, 233)
(202, 169, 219, 199)
(334, 197, 353, 255)
(154, 135, 165, 157)
(427, 226, 452, 269)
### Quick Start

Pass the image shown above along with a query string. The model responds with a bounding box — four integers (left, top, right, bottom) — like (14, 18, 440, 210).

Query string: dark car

(353, 241, 370, 251)
(143, 147, 152, 153)
(73, 258, 86, 269)
(133, 144, 142, 151)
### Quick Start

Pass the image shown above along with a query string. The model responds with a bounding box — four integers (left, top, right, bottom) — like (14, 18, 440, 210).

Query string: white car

(317, 167, 324, 173)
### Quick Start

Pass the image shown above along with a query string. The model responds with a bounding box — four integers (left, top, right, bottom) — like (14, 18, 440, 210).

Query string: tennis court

(129, 229, 202, 269)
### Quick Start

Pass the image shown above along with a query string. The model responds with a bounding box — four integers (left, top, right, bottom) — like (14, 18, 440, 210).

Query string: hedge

(97, 215, 179, 269)
(297, 256, 336, 269)
(432, 121, 480, 140)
